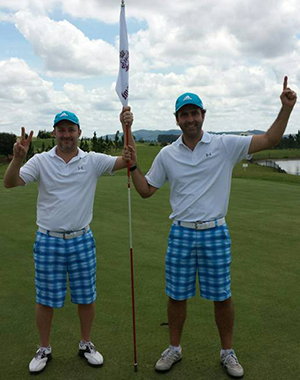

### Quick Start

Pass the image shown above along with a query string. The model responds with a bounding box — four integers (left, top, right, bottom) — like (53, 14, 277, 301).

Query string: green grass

(0, 146, 300, 379)
(233, 160, 300, 184)
(31, 138, 55, 151)
(252, 148, 300, 160)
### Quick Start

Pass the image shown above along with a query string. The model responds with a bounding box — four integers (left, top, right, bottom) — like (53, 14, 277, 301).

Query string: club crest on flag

(120, 50, 129, 72)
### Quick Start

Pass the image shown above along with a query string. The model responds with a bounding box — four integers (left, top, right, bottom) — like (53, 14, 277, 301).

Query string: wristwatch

(129, 164, 138, 171)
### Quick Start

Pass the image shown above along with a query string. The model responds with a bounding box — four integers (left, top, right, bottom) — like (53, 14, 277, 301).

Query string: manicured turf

(252, 148, 300, 160)
(0, 147, 300, 379)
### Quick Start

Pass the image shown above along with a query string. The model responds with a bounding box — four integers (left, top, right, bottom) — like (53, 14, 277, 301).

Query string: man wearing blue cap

(126, 77, 297, 378)
(4, 108, 134, 374)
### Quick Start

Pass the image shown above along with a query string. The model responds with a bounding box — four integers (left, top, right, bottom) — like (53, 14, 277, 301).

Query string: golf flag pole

(116, 0, 138, 372)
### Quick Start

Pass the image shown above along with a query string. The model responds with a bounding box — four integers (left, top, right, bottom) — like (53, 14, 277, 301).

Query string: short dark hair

(174, 108, 206, 120)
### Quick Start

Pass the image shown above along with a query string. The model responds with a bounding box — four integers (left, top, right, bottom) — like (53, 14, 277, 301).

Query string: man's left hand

(281, 76, 297, 108)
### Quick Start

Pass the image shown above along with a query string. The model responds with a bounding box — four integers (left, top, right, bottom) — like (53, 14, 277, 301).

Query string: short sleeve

(145, 152, 167, 189)
(221, 135, 253, 165)
(19, 155, 40, 184)
(91, 152, 118, 176)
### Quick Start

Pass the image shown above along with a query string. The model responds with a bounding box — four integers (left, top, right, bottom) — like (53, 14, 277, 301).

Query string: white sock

(171, 345, 181, 353)
(221, 348, 234, 357)
(40, 345, 51, 351)
(80, 340, 90, 345)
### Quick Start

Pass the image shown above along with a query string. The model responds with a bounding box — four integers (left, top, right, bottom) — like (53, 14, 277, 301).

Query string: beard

(181, 120, 203, 139)
(57, 139, 77, 153)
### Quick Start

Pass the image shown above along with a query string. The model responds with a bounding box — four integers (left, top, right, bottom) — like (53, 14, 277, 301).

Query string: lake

(258, 159, 300, 175)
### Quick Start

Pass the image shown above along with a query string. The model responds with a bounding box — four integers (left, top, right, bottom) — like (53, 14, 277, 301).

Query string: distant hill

(212, 129, 264, 136)
(102, 129, 181, 142)
(102, 129, 265, 142)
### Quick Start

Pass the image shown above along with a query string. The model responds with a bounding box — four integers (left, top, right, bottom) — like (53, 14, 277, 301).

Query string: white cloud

(0, 0, 59, 13)
(0, 0, 299, 137)
(0, 10, 15, 22)
(15, 10, 118, 77)
(0, 58, 123, 137)
(0, 58, 53, 103)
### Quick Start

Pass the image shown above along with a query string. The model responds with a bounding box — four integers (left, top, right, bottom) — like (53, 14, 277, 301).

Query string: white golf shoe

(155, 345, 182, 371)
(78, 341, 103, 366)
(29, 346, 52, 374)
(220, 349, 244, 378)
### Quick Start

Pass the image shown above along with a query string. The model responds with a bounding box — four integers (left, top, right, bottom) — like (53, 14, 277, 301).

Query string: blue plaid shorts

(165, 223, 232, 302)
(33, 229, 97, 308)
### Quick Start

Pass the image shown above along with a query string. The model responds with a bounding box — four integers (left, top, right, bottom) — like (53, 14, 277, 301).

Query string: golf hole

(160, 322, 169, 328)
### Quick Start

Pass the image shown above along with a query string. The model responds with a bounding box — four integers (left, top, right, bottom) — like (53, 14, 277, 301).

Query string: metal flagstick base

(125, 125, 138, 372)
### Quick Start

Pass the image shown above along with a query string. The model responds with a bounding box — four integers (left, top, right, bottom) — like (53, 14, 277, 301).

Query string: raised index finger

(283, 76, 288, 90)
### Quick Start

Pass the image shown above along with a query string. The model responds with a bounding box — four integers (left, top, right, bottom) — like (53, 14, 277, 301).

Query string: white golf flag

(116, 0, 129, 106)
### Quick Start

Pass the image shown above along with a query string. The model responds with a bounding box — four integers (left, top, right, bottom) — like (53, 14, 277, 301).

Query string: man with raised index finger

(3, 107, 135, 374)
(126, 76, 297, 378)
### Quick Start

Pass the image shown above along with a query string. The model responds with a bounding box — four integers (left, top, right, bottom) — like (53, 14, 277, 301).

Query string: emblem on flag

(120, 50, 129, 72)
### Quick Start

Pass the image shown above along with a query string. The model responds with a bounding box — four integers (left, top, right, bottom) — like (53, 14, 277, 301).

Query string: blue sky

(0, 0, 299, 137)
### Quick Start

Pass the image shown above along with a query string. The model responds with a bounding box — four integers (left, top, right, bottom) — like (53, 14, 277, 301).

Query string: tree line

(0, 130, 126, 160)
(277, 131, 300, 149)
(1, 130, 300, 161)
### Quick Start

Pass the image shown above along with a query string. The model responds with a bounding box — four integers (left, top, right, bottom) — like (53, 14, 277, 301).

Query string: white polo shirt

(20, 147, 117, 231)
(145, 132, 252, 222)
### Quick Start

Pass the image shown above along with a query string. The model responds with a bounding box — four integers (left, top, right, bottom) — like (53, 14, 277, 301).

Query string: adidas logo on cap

(59, 112, 68, 118)
(183, 95, 193, 101)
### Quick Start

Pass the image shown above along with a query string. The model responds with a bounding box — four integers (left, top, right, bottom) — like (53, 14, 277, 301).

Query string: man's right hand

(4, 126, 33, 188)
(13, 127, 34, 161)
(120, 106, 133, 129)
(122, 145, 137, 167)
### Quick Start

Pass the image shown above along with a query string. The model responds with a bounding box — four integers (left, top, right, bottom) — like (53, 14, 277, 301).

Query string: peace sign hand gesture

(13, 127, 34, 161)
(280, 76, 297, 109)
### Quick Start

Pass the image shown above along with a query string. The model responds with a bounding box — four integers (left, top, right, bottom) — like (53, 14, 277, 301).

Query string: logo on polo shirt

(78, 166, 84, 170)
(206, 153, 212, 157)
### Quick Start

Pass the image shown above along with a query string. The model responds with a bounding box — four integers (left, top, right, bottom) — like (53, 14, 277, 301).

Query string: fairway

(1, 165, 300, 379)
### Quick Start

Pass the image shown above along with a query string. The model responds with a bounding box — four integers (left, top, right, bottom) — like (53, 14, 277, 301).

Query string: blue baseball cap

(53, 111, 80, 128)
(175, 93, 204, 112)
